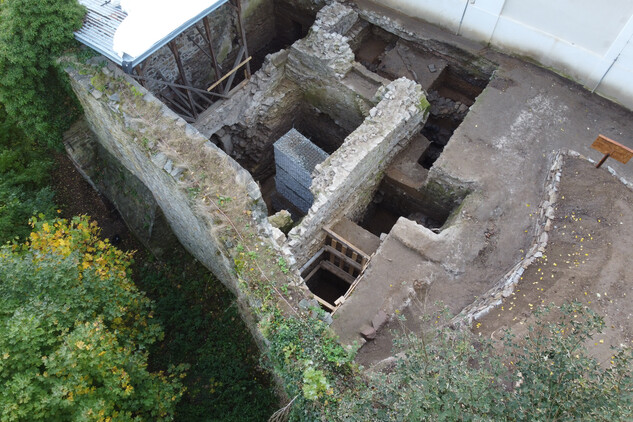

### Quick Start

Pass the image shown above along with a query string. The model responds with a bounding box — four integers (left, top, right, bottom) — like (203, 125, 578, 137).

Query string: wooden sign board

(591, 135, 633, 166)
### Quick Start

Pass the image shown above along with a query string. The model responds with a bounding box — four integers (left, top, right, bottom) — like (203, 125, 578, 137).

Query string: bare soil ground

(50, 151, 142, 254)
(358, 156, 633, 368)
(473, 156, 633, 363)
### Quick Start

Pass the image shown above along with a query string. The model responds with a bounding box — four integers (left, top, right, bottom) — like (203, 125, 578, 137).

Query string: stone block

(372, 310, 388, 331)
(274, 129, 329, 213)
(268, 210, 293, 232)
(360, 324, 376, 340)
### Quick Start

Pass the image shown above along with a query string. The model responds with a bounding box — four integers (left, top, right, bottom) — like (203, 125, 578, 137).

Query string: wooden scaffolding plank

(313, 295, 336, 312)
(207, 52, 251, 93)
(324, 227, 371, 263)
(324, 245, 362, 271)
(321, 261, 355, 284)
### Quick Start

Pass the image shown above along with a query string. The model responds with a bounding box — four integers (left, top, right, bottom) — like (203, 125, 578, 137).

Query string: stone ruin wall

(65, 58, 299, 355)
(193, 3, 430, 266)
(63, 2, 433, 368)
(63, 120, 181, 257)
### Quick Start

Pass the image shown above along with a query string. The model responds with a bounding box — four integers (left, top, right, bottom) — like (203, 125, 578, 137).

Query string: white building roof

(74, 0, 229, 72)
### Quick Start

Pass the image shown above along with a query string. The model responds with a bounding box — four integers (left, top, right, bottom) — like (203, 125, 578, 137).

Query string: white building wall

(370, 0, 633, 110)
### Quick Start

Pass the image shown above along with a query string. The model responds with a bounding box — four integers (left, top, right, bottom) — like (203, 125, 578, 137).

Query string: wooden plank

(160, 94, 194, 120)
(324, 227, 371, 262)
(223, 46, 247, 95)
(328, 237, 336, 264)
(130, 74, 228, 98)
(168, 40, 197, 119)
(303, 263, 321, 285)
(340, 243, 348, 256)
(227, 79, 249, 97)
(313, 294, 336, 312)
(332, 273, 364, 316)
(591, 134, 633, 164)
(324, 245, 363, 271)
(207, 53, 251, 92)
(234, 0, 252, 78)
(299, 248, 324, 276)
(202, 17, 224, 92)
(321, 261, 355, 284)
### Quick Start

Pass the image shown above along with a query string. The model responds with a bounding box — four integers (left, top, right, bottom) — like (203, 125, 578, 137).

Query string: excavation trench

(354, 23, 492, 170)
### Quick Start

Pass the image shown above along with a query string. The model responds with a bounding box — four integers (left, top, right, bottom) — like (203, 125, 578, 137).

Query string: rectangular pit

(301, 223, 379, 311)
(301, 248, 358, 311)
(359, 175, 463, 237)
(215, 101, 357, 218)
(351, 24, 494, 170)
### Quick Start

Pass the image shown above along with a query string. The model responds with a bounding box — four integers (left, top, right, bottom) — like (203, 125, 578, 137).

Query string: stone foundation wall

(64, 58, 305, 358)
(193, 3, 390, 175)
(288, 78, 428, 264)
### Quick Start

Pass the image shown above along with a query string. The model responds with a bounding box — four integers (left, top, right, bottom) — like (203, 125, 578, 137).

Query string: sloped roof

(74, 0, 229, 72)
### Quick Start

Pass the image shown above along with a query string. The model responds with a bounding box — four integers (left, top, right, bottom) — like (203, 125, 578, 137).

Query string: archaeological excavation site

(63, 0, 633, 416)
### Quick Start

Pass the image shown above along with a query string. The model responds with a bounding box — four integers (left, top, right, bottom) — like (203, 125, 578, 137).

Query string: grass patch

(135, 248, 278, 422)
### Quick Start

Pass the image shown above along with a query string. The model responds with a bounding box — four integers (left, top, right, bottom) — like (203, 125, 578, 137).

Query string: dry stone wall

(64, 58, 305, 354)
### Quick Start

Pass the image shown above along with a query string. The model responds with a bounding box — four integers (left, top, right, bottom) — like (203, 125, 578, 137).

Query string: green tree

(0, 0, 85, 147)
(0, 105, 57, 243)
(0, 216, 185, 421)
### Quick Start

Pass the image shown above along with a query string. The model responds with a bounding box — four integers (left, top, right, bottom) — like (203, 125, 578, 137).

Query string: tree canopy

(0, 105, 57, 243)
(0, 0, 85, 146)
(0, 217, 185, 421)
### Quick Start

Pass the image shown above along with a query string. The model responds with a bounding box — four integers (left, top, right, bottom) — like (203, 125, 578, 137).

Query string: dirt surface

(345, 0, 633, 365)
(473, 157, 633, 363)
(51, 151, 145, 257)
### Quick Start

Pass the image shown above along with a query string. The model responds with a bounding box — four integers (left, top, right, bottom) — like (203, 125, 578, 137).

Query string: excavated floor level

(335, 0, 633, 365)
(88, 1, 633, 369)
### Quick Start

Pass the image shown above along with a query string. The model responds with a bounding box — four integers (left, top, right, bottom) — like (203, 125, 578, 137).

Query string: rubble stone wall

(287, 77, 429, 263)
(64, 58, 305, 357)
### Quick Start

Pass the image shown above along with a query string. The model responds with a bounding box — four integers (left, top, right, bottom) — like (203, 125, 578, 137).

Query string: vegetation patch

(0, 0, 85, 147)
(0, 217, 185, 420)
(135, 248, 278, 421)
(0, 106, 57, 243)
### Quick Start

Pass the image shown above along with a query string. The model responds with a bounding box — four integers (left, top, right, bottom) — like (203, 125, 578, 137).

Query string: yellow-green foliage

(0, 216, 186, 421)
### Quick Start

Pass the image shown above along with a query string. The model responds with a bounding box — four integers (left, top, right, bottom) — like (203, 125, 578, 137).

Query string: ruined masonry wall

(288, 77, 428, 263)
(65, 58, 303, 352)
(63, 119, 181, 256)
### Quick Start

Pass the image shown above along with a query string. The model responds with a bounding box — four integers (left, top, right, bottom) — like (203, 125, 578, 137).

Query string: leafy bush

(0, 0, 85, 147)
(0, 106, 57, 243)
(0, 217, 185, 421)
(505, 303, 633, 420)
(264, 309, 357, 421)
(136, 251, 278, 422)
(334, 303, 633, 421)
